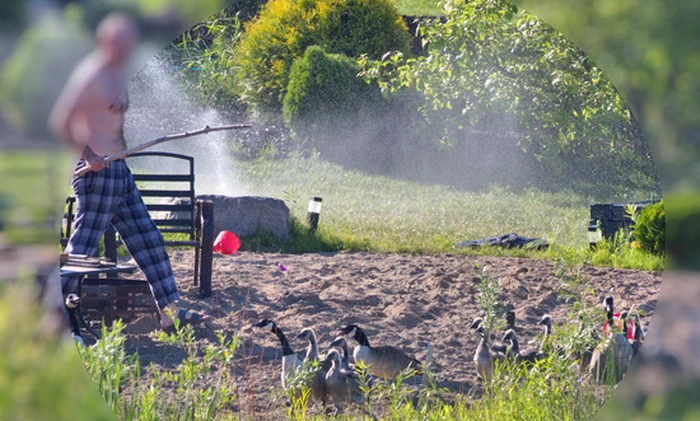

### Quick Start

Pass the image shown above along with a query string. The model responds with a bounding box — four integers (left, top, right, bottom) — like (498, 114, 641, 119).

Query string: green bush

(283, 45, 379, 139)
(234, 0, 410, 114)
(633, 200, 665, 255)
(665, 191, 700, 269)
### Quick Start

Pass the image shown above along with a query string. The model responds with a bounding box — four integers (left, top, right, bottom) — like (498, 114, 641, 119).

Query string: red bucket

(213, 230, 240, 254)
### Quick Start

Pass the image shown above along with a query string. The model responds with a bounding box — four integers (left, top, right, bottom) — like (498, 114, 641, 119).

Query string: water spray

(74, 123, 252, 177)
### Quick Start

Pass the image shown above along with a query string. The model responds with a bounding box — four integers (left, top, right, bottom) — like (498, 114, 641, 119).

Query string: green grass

(0, 149, 74, 244)
(235, 155, 663, 271)
(394, 0, 442, 16)
(0, 280, 116, 421)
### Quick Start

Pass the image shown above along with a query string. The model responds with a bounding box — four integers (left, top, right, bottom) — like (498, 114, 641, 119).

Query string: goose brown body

(339, 324, 421, 380)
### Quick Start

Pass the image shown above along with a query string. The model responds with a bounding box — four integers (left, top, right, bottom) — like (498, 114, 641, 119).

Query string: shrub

(665, 191, 700, 269)
(283, 45, 380, 140)
(234, 0, 410, 114)
(633, 200, 665, 255)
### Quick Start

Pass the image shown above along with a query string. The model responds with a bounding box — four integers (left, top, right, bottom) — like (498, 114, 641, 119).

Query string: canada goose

(295, 327, 331, 407)
(296, 327, 322, 362)
(253, 319, 302, 390)
(325, 349, 365, 410)
(339, 324, 421, 380)
(473, 324, 494, 381)
(589, 296, 634, 383)
(487, 310, 516, 355)
(329, 336, 354, 371)
(502, 329, 541, 365)
(538, 314, 563, 356)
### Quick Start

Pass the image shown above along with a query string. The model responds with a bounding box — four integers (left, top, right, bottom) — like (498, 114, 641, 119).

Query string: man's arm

(49, 59, 108, 172)
(48, 61, 92, 148)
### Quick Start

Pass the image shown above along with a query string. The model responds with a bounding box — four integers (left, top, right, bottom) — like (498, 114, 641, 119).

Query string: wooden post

(199, 200, 214, 298)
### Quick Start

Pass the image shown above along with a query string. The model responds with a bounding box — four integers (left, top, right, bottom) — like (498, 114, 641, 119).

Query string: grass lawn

(394, 0, 442, 16)
(0, 149, 663, 270)
(236, 154, 662, 270)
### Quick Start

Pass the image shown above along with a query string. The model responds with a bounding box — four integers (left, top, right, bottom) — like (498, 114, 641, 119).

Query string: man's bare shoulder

(64, 53, 106, 97)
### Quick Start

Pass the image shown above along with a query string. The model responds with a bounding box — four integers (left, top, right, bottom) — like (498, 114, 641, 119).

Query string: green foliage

(518, 0, 700, 189)
(234, 0, 411, 114)
(475, 266, 505, 332)
(283, 45, 383, 148)
(664, 191, 700, 270)
(0, 13, 91, 136)
(633, 200, 665, 255)
(77, 318, 239, 420)
(362, 0, 658, 194)
(0, 281, 116, 421)
(587, 230, 664, 271)
(85, 0, 228, 25)
(169, 9, 244, 109)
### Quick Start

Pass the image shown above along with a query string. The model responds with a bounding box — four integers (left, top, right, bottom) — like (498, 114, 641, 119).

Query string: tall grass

(72, 262, 624, 420)
(77, 319, 240, 420)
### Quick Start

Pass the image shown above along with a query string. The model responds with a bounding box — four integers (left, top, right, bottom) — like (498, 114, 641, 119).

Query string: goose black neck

(506, 311, 516, 329)
(355, 328, 371, 347)
(276, 329, 295, 356)
(606, 303, 614, 326)
(544, 323, 552, 336)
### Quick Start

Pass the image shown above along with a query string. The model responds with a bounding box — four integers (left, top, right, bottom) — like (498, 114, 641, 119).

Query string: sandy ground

(115, 250, 662, 418)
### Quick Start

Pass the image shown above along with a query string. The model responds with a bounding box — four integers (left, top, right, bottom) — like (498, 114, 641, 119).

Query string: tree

(362, 0, 658, 194)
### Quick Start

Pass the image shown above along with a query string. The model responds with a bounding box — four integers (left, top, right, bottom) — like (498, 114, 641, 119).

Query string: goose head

(253, 318, 278, 334)
(330, 336, 350, 354)
(502, 328, 518, 344)
(470, 317, 484, 331)
(538, 314, 553, 334)
(295, 327, 317, 342)
(326, 349, 342, 365)
(339, 324, 359, 337)
(603, 296, 615, 317)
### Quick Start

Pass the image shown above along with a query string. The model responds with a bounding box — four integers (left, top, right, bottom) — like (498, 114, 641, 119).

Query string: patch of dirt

(117, 250, 662, 418)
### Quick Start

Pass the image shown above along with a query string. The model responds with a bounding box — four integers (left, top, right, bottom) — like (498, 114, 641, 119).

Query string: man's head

(96, 13, 138, 65)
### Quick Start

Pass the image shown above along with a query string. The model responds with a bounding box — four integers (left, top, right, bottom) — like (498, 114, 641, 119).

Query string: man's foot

(162, 309, 207, 334)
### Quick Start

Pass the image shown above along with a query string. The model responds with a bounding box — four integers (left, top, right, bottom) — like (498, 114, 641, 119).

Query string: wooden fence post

(199, 200, 214, 298)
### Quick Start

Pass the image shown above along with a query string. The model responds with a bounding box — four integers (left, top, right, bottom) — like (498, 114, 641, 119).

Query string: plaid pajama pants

(61, 159, 180, 310)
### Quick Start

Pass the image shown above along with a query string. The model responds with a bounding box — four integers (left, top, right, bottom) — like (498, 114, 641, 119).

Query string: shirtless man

(49, 13, 205, 335)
